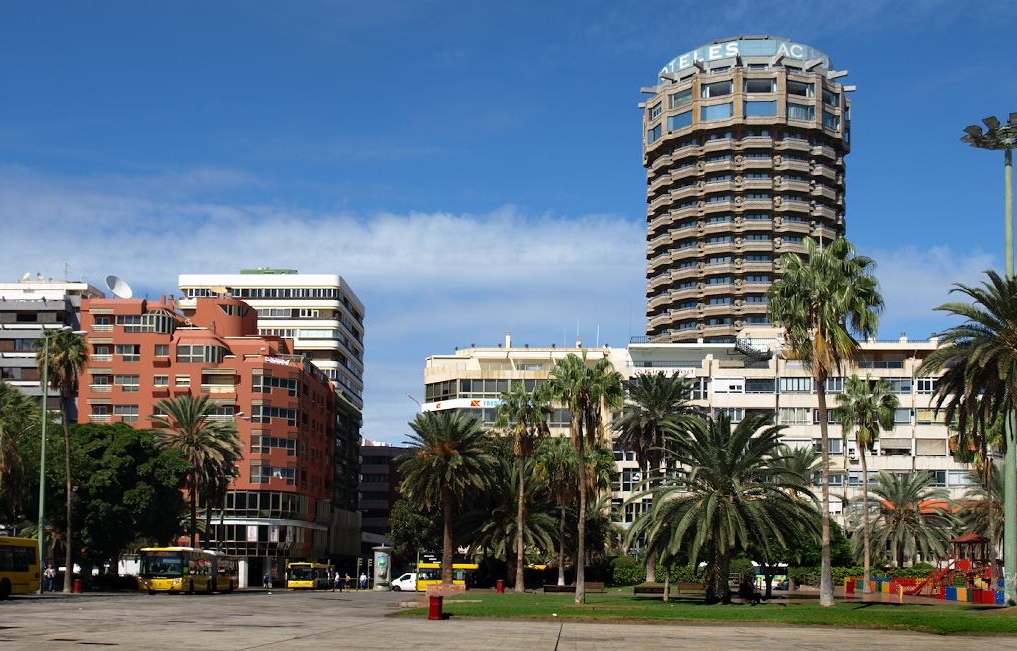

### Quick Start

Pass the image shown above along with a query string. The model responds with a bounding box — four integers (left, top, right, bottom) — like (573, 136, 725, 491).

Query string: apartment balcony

(88, 384, 112, 393)
(202, 384, 238, 395)
(92, 354, 113, 362)
(91, 324, 113, 333)
(89, 414, 112, 424)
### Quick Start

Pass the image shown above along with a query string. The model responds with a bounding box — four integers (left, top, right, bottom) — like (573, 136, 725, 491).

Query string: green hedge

(790, 563, 936, 586)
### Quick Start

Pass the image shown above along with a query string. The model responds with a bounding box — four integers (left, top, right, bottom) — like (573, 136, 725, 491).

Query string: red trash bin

(496, 579, 505, 594)
(428, 595, 444, 620)
(73, 578, 83, 593)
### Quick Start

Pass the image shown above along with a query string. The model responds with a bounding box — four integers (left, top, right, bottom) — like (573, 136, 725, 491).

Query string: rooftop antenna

(104, 274, 134, 299)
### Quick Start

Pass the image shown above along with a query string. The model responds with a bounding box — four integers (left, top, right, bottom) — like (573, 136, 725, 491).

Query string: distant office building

(0, 275, 103, 412)
(177, 269, 363, 549)
(359, 440, 407, 553)
(77, 294, 348, 584)
(421, 331, 969, 529)
(641, 36, 851, 342)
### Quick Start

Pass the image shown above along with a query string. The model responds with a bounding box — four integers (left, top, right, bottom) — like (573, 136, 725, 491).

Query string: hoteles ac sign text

(659, 37, 830, 79)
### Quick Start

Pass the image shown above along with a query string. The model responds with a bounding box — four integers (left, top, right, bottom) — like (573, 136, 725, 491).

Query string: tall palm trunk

(515, 460, 525, 592)
(60, 397, 73, 594)
(557, 507, 566, 586)
(861, 447, 871, 594)
(984, 452, 998, 583)
(645, 551, 657, 584)
(441, 487, 453, 584)
(816, 378, 835, 607)
(189, 468, 198, 548)
(705, 544, 730, 604)
(574, 426, 586, 604)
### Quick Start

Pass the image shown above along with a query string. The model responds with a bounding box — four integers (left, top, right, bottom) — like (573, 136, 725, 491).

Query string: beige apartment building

(642, 36, 851, 342)
(422, 331, 970, 530)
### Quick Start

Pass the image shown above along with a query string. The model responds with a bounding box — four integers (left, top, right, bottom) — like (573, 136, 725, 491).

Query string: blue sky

(2, 1, 1015, 444)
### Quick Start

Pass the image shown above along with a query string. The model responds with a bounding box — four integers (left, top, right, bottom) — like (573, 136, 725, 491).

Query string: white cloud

(869, 245, 996, 339)
(0, 166, 646, 443)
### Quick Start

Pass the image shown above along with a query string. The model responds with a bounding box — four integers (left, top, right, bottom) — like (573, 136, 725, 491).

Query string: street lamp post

(962, 112, 1017, 605)
(35, 323, 73, 594)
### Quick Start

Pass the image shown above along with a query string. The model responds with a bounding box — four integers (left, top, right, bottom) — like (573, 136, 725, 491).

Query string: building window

(744, 100, 777, 117)
(701, 81, 732, 98)
(707, 256, 732, 265)
(707, 276, 732, 285)
(744, 78, 776, 93)
(648, 102, 662, 119)
(701, 103, 733, 121)
(114, 404, 139, 423)
(745, 315, 769, 324)
(114, 344, 141, 361)
(745, 212, 770, 221)
(706, 234, 732, 244)
(174, 375, 191, 387)
(714, 377, 744, 393)
(787, 103, 815, 121)
(154, 344, 169, 357)
(669, 88, 692, 109)
(822, 88, 839, 106)
(114, 375, 140, 392)
(744, 294, 768, 303)
(778, 407, 810, 425)
(823, 111, 840, 129)
(667, 111, 692, 131)
(745, 233, 771, 241)
(916, 378, 938, 394)
(885, 378, 913, 394)
(814, 438, 843, 454)
(745, 378, 775, 393)
(647, 124, 662, 144)
(707, 296, 732, 305)
(779, 377, 812, 393)
(825, 377, 844, 393)
(787, 80, 814, 97)
(714, 407, 744, 423)
(893, 408, 912, 424)
(153, 375, 169, 387)
(745, 274, 771, 283)
(706, 214, 732, 224)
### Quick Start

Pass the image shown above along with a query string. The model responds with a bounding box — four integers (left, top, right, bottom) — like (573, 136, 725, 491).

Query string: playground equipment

(906, 532, 998, 597)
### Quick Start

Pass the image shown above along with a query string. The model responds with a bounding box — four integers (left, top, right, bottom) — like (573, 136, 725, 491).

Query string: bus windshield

(288, 565, 318, 581)
(139, 552, 184, 578)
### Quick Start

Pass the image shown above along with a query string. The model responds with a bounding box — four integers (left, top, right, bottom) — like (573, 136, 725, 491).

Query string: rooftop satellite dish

(105, 274, 134, 299)
(20, 272, 30, 281)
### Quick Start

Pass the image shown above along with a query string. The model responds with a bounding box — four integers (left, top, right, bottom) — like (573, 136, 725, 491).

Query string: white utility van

(391, 572, 417, 592)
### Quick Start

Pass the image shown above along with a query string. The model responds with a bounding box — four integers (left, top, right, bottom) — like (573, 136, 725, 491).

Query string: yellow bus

(415, 562, 478, 592)
(138, 547, 215, 594)
(286, 562, 330, 590)
(209, 551, 238, 593)
(0, 536, 40, 599)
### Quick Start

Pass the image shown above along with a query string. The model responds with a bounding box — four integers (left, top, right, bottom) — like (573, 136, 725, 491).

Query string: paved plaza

(1, 589, 1015, 650)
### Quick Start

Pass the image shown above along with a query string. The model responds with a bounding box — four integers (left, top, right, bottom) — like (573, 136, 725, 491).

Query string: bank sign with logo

(422, 397, 503, 412)
(659, 38, 829, 78)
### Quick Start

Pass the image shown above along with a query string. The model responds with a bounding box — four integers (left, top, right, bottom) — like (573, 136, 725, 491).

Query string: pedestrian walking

(262, 571, 272, 589)
(43, 563, 56, 592)
(334, 572, 343, 592)
(359, 572, 367, 590)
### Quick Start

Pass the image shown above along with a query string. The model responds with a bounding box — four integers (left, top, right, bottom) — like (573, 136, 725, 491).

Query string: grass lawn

(391, 589, 1017, 635)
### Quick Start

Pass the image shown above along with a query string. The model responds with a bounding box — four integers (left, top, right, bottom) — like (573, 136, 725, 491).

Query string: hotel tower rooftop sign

(659, 36, 831, 79)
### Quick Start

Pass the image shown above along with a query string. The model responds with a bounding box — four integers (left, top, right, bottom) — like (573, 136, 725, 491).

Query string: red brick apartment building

(78, 295, 339, 583)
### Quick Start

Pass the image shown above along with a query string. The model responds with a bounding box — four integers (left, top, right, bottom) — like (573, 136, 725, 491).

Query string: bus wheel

(0, 579, 10, 600)
(148, 590, 155, 595)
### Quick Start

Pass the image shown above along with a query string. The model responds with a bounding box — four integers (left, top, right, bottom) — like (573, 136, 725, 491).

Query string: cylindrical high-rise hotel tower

(643, 35, 850, 343)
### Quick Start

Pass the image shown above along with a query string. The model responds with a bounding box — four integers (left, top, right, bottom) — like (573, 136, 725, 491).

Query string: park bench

(633, 582, 707, 600)
(543, 581, 605, 594)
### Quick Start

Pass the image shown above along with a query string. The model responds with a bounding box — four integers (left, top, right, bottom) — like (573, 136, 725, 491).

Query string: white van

(391, 572, 417, 592)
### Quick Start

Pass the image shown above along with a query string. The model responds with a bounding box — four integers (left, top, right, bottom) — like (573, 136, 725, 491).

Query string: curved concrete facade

(642, 35, 850, 343)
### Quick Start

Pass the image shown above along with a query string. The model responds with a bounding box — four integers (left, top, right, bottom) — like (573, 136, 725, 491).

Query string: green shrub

(610, 555, 644, 586)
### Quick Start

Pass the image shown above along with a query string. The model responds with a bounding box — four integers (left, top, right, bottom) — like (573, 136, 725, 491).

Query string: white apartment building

(422, 330, 970, 530)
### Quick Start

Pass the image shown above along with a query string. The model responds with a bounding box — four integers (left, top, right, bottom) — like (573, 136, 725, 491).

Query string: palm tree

(398, 410, 497, 584)
(462, 455, 557, 582)
(149, 395, 242, 549)
(0, 381, 39, 519)
(918, 271, 1017, 583)
(768, 235, 883, 606)
(495, 382, 551, 592)
(962, 468, 1003, 555)
(627, 412, 818, 604)
(532, 436, 577, 586)
(545, 352, 623, 603)
(867, 471, 953, 568)
(613, 373, 697, 582)
(835, 374, 898, 592)
(34, 328, 88, 593)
